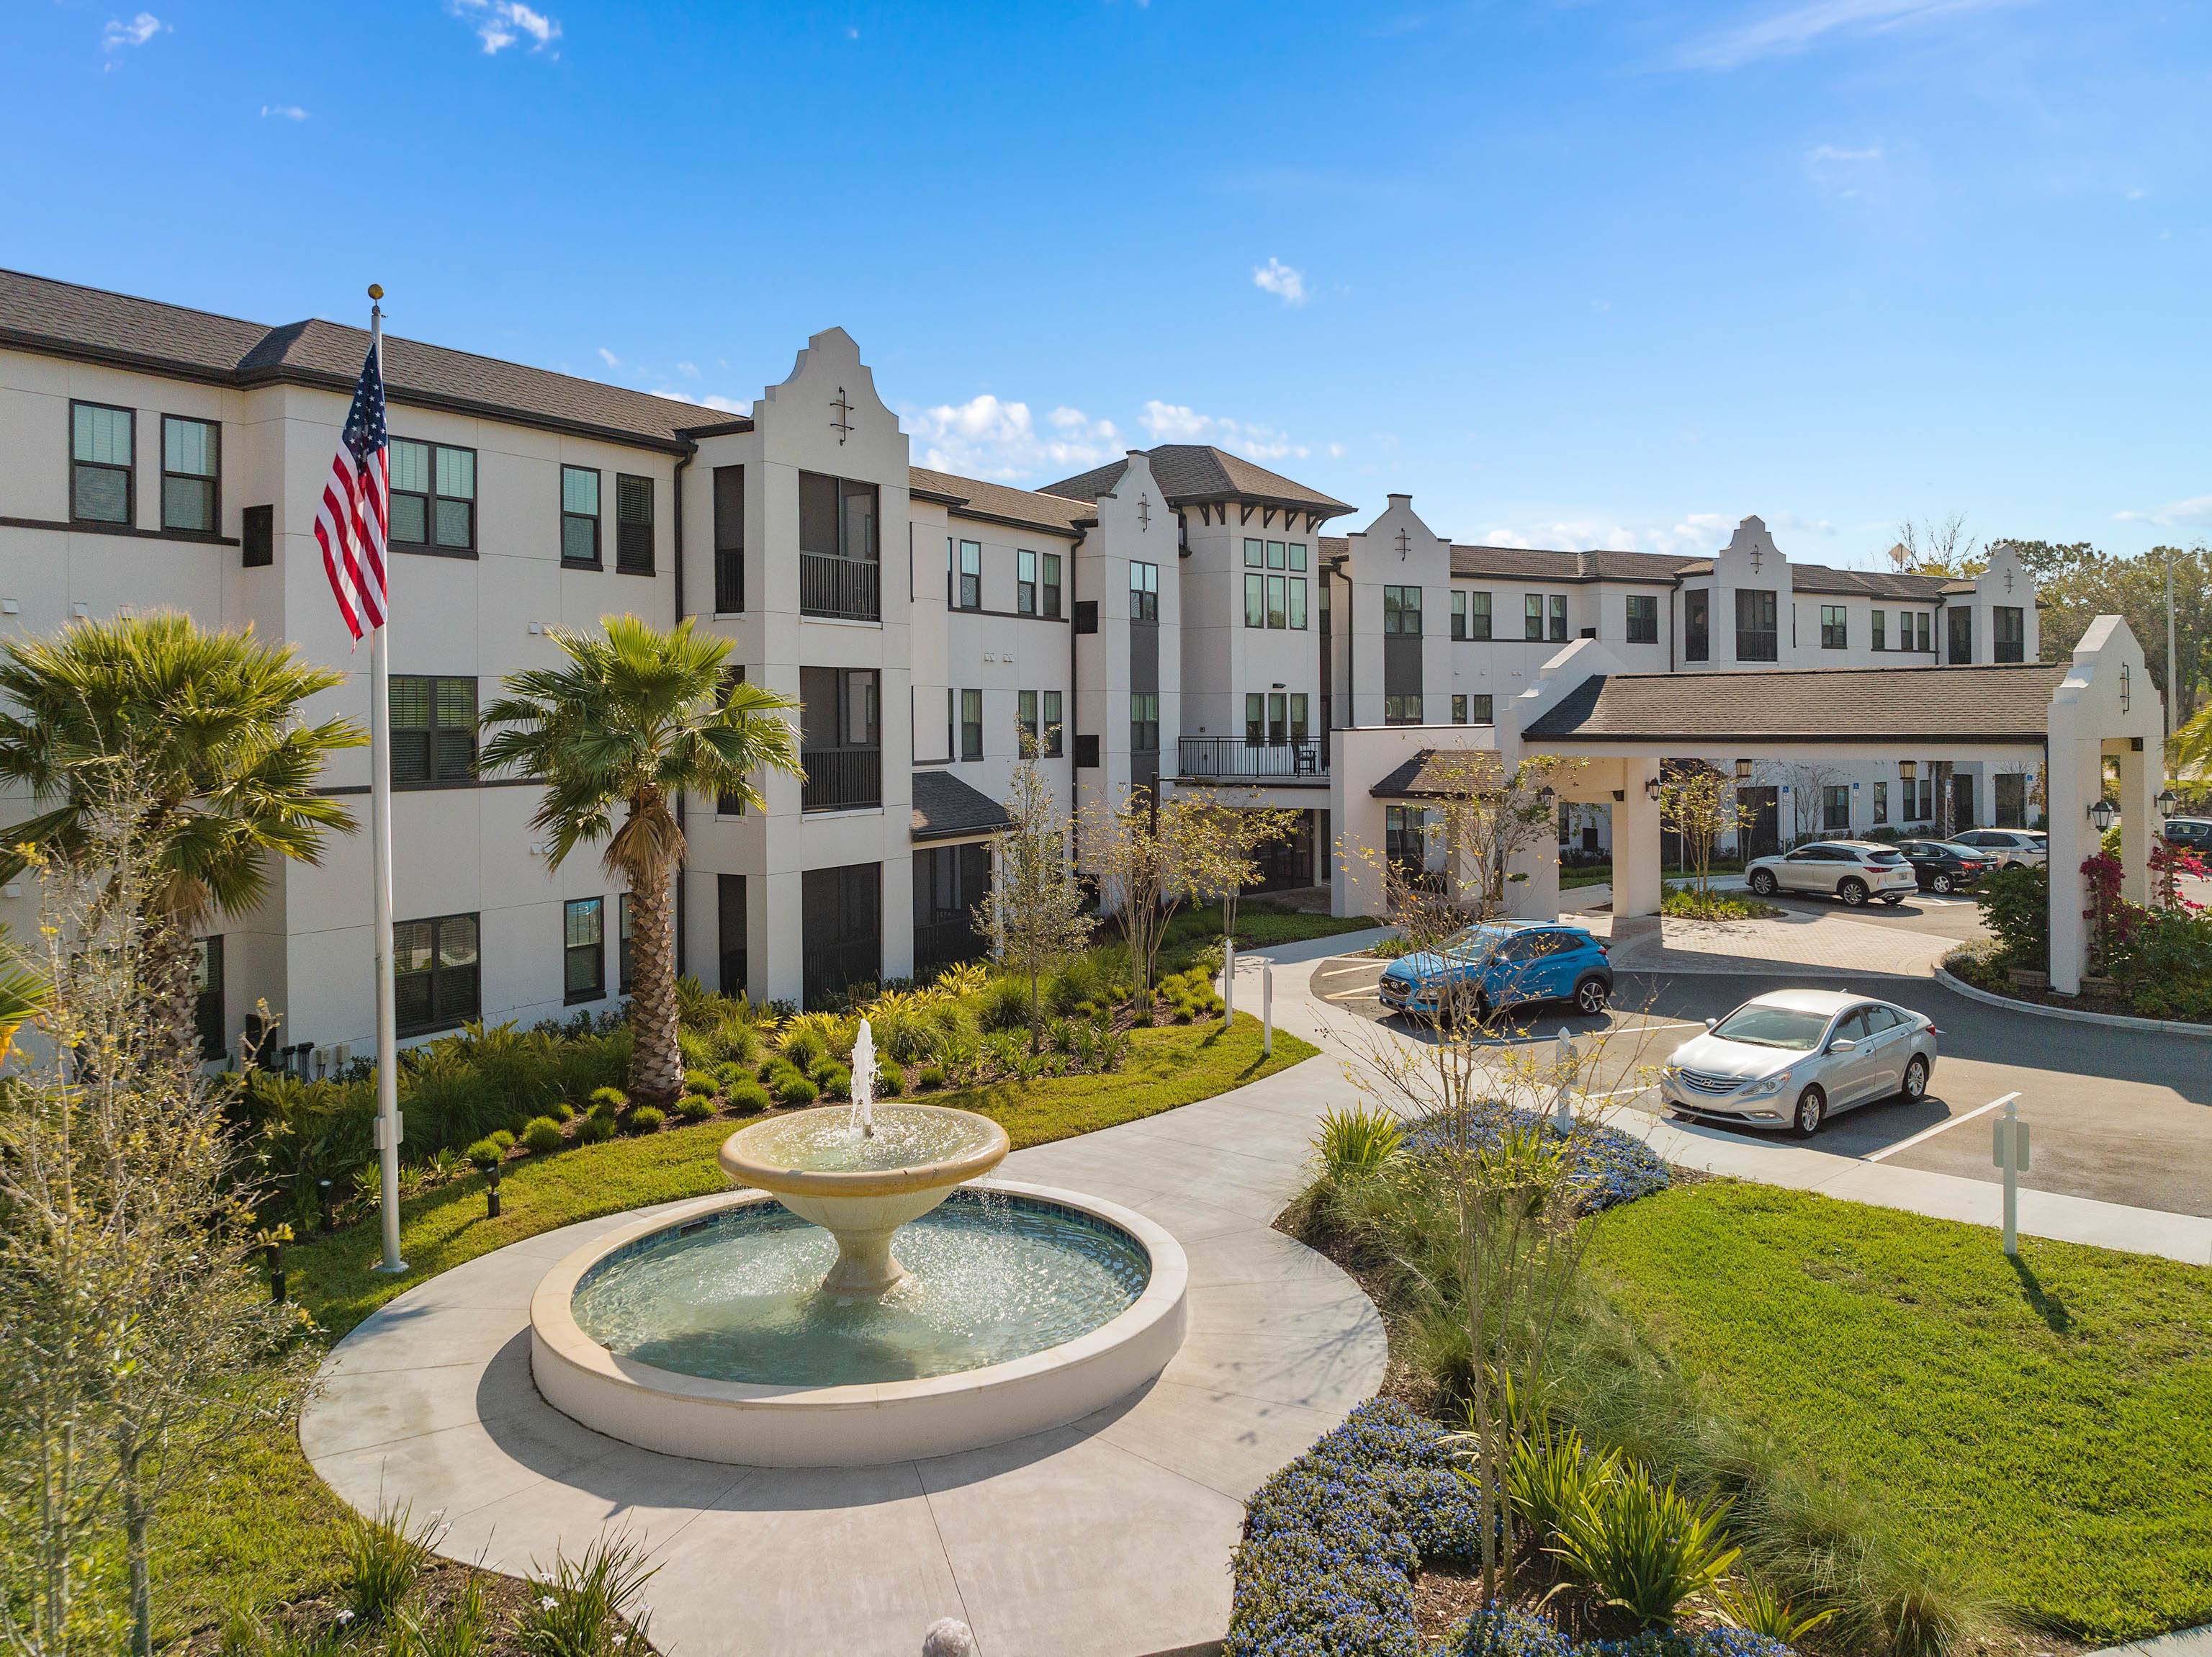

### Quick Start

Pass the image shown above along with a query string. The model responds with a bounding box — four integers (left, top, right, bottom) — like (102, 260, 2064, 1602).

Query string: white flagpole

(367, 286, 406, 1275)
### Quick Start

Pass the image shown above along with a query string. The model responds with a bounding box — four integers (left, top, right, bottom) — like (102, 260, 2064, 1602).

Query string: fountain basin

(529, 1180, 1190, 1466)
(716, 1104, 1010, 1295)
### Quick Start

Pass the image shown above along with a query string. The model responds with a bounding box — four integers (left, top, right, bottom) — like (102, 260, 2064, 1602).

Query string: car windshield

(1862, 848, 1905, 864)
(1709, 1004, 1832, 1051)
(1439, 926, 1509, 959)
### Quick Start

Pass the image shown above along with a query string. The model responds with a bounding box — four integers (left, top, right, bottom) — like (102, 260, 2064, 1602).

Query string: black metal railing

(1177, 736, 1327, 781)
(714, 546, 744, 613)
(800, 552, 879, 621)
(801, 746, 882, 812)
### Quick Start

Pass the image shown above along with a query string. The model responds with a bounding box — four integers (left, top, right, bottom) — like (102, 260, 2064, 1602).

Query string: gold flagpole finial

(367, 283, 385, 300)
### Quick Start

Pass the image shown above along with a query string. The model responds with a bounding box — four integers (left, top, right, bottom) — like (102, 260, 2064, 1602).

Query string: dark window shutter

(241, 503, 274, 567)
(1074, 601, 1099, 635)
(1074, 734, 1100, 769)
(616, 474, 654, 573)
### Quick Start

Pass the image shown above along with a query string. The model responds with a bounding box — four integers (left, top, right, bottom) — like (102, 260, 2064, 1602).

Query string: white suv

(1951, 828, 2046, 869)
(1745, 841, 1920, 907)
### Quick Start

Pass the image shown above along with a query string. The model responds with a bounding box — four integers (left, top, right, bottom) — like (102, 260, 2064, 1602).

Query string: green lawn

(1590, 1182, 2212, 1640)
(1166, 900, 1382, 957)
(153, 1012, 1314, 1638)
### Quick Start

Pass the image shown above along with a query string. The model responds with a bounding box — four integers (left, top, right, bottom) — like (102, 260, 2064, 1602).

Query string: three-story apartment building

(0, 269, 2041, 1065)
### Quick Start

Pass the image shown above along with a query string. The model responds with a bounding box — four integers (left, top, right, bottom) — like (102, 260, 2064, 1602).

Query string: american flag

(313, 341, 390, 642)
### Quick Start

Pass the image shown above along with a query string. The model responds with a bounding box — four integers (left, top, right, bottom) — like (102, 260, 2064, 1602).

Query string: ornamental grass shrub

(521, 1116, 565, 1154)
(726, 1079, 771, 1115)
(673, 1095, 715, 1123)
(621, 1105, 665, 1134)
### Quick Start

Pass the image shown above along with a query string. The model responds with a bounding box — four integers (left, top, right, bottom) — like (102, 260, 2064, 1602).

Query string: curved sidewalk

(302, 1051, 1385, 1657)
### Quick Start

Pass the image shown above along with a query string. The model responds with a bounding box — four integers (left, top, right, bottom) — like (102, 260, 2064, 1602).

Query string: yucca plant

(1715, 1575, 1838, 1642)
(1550, 1463, 1740, 1627)
(481, 617, 803, 1103)
(516, 1533, 657, 1657)
(1314, 1103, 1404, 1177)
(1505, 1425, 1619, 1553)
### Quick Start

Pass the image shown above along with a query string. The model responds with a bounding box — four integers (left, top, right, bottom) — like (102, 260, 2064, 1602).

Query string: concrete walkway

(302, 1051, 1386, 1657)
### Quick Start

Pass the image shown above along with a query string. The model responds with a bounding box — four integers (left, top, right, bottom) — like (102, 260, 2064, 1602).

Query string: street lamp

(2088, 797, 2118, 833)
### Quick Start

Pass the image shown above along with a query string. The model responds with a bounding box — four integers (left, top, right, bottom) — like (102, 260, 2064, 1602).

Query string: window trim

(1042, 552, 1062, 619)
(712, 464, 745, 612)
(158, 413, 220, 535)
(1820, 603, 1848, 650)
(560, 463, 603, 568)
(614, 471, 655, 575)
(69, 399, 135, 527)
(564, 896, 607, 1004)
(390, 674, 479, 787)
(1624, 593, 1659, 645)
(956, 541, 983, 611)
(1523, 592, 1544, 641)
(393, 911, 482, 1038)
(390, 437, 479, 557)
(1129, 560, 1159, 623)
(960, 688, 984, 761)
(1017, 549, 1037, 616)
(1548, 593, 1568, 643)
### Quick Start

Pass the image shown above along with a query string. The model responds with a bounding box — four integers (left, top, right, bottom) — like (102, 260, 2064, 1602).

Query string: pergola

(1352, 615, 2167, 996)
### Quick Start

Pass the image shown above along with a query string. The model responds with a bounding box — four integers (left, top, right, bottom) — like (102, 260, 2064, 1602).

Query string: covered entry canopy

(1502, 617, 2167, 996)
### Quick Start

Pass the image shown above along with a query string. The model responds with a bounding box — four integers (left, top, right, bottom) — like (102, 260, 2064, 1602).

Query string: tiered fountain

(529, 1020, 1188, 1466)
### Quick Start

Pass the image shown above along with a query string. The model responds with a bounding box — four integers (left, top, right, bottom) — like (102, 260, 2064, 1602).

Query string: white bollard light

(1263, 963, 1274, 1058)
(1991, 1093, 2028, 1257)
(1553, 1028, 1575, 1131)
(922, 1618, 978, 1657)
(1223, 938, 1236, 1025)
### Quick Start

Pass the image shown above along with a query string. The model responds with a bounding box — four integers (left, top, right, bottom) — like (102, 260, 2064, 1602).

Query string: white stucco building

(0, 269, 2086, 1061)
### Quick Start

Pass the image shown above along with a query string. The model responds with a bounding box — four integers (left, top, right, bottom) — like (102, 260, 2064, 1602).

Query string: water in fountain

(850, 1017, 876, 1138)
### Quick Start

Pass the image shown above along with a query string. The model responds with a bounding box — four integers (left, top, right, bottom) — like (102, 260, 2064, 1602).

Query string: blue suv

(1377, 921, 1613, 1024)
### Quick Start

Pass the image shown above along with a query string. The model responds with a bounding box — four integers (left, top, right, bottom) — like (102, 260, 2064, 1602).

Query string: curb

(1933, 964, 2212, 1040)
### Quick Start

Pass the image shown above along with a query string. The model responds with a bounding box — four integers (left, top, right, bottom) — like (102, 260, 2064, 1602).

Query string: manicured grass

(1589, 1181, 2212, 1640)
(153, 1012, 1314, 1638)
(1166, 900, 1381, 957)
(1560, 865, 1614, 889)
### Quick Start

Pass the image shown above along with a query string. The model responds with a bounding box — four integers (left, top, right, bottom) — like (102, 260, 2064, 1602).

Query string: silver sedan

(1658, 987, 1939, 1136)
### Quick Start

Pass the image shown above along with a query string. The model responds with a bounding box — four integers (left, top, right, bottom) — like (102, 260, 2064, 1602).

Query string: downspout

(1668, 583, 1677, 673)
(1067, 526, 1084, 872)
(672, 441, 695, 981)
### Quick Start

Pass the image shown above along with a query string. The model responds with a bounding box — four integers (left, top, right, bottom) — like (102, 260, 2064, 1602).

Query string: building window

(1019, 689, 1038, 747)
(1288, 577, 1308, 629)
(801, 666, 882, 812)
(1385, 806, 1425, 867)
(1625, 594, 1658, 644)
(1383, 586, 1422, 635)
(1873, 781, 1889, 825)
(1822, 785, 1851, 832)
(1266, 573, 1288, 629)
(1043, 690, 1063, 756)
(714, 464, 745, 612)
(1820, 604, 1848, 650)
(1290, 542, 1308, 572)
(564, 897, 606, 1003)
(1130, 691, 1159, 753)
(1130, 560, 1159, 623)
(1548, 595, 1568, 642)
(1871, 609, 1887, 651)
(1466, 590, 1493, 639)
(1994, 606, 2025, 663)
(1289, 692, 1308, 740)
(1017, 549, 1038, 615)
(390, 675, 477, 784)
(716, 667, 749, 814)
(960, 688, 983, 760)
(1524, 593, 1544, 641)
(1915, 611, 1931, 652)
(717, 875, 746, 999)
(1735, 589, 1779, 662)
(1684, 589, 1710, 662)
(1451, 591, 1467, 641)
(1267, 540, 1287, 570)
(559, 466, 601, 565)
(619, 892, 634, 993)
(1995, 772, 2027, 827)
(1014, 689, 1066, 758)
(70, 401, 135, 525)
(801, 473, 881, 621)
(615, 473, 654, 574)
(1471, 693, 1493, 723)
(1452, 694, 1468, 724)
(390, 439, 476, 553)
(1245, 538, 1264, 568)
(161, 415, 219, 534)
(954, 540, 982, 610)
(1042, 552, 1062, 619)
(1948, 606, 1972, 665)
(194, 934, 225, 1062)
(1245, 572, 1266, 628)
(394, 912, 480, 1036)
(1384, 693, 1422, 725)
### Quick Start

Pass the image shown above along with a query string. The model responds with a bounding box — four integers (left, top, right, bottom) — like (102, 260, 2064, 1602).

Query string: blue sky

(6, 0, 2208, 563)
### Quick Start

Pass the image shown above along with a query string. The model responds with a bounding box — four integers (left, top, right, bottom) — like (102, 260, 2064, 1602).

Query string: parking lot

(1308, 945, 2212, 1221)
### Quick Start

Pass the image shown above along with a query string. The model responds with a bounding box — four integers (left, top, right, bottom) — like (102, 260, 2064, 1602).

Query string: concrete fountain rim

(715, 1103, 1011, 1199)
(526, 1177, 1191, 1465)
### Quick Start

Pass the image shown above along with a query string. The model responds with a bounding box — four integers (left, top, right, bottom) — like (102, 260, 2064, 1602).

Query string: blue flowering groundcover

(1225, 1401, 1794, 1657)
(1401, 1107, 1671, 1213)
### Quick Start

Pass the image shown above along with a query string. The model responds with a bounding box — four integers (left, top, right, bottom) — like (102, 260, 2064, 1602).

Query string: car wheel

(1791, 1085, 1827, 1137)
(1902, 1056, 1929, 1102)
(1839, 877, 1870, 907)
(1472, 991, 1493, 1027)
(1749, 869, 1779, 897)
(1574, 974, 1610, 1015)
(1931, 872, 1954, 894)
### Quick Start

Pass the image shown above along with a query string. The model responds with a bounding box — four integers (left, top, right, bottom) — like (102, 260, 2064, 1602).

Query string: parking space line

(1863, 1095, 2013, 1164)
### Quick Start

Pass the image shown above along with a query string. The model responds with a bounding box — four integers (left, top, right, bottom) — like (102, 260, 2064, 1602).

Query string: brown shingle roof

(908, 466, 1093, 536)
(1521, 663, 2067, 745)
(0, 268, 734, 452)
(1448, 544, 1692, 584)
(1042, 445, 1352, 516)
(911, 768, 1012, 841)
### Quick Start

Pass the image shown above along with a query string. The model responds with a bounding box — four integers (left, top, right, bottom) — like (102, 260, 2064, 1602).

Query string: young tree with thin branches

(480, 616, 804, 1102)
(1660, 764, 1755, 910)
(1179, 798, 1303, 947)
(1080, 785, 1210, 1003)
(978, 735, 1092, 1050)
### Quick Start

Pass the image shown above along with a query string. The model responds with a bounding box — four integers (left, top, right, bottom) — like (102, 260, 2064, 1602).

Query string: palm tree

(480, 616, 803, 1103)
(0, 613, 364, 1064)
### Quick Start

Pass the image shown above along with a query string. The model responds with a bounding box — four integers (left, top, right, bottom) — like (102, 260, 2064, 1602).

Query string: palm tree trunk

(626, 863, 683, 1105)
(143, 923, 201, 1073)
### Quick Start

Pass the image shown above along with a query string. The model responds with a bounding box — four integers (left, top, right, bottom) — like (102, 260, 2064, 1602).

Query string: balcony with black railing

(801, 745, 883, 812)
(1177, 735, 1327, 781)
(800, 552, 880, 622)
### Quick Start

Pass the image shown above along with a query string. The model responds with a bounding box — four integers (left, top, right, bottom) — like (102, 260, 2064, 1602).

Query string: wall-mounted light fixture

(1611, 789, 1626, 803)
(1644, 776, 1662, 802)
(2089, 797, 2118, 833)
(2155, 786, 2179, 817)
(1734, 760, 1753, 781)
(1898, 760, 1917, 782)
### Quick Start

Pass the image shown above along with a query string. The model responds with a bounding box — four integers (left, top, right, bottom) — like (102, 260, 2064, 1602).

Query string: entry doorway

(1951, 774, 1977, 832)
(1736, 787, 1780, 858)
(1251, 811, 1317, 893)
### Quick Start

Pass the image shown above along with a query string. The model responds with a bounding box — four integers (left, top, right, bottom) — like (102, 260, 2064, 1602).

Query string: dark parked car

(1894, 839, 1991, 894)
(2164, 816, 2212, 852)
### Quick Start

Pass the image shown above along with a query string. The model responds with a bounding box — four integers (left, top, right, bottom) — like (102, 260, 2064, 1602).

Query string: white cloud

(2116, 495, 2212, 529)
(1473, 513, 1732, 558)
(1679, 0, 2016, 71)
(102, 12, 164, 50)
(647, 387, 752, 416)
(675, 362, 699, 379)
(261, 104, 309, 120)
(450, 0, 562, 55)
(595, 346, 621, 369)
(1138, 400, 1313, 463)
(1807, 143, 1881, 165)
(907, 395, 1121, 482)
(1252, 257, 1308, 306)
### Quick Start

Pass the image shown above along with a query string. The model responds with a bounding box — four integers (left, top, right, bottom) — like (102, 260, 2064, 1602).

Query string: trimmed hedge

(1228, 1401, 1797, 1657)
